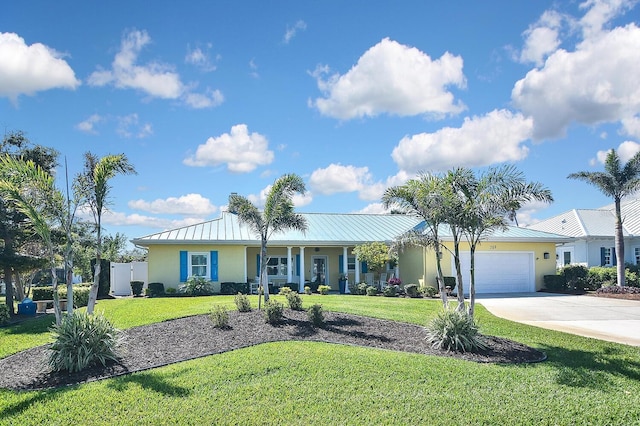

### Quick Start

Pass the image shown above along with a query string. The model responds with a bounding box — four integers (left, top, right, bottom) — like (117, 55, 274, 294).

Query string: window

(347, 256, 356, 271)
(563, 251, 571, 265)
(635, 247, 640, 265)
(267, 256, 288, 277)
(189, 253, 209, 278)
(603, 247, 613, 266)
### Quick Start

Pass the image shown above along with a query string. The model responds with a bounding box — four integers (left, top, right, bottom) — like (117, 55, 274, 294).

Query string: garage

(455, 252, 534, 293)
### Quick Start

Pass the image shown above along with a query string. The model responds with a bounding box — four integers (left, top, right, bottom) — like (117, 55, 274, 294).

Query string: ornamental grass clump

(425, 309, 487, 353)
(48, 311, 123, 373)
(234, 292, 252, 312)
(209, 305, 230, 328)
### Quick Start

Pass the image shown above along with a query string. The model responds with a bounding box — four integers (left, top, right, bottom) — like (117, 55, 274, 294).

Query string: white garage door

(455, 252, 534, 293)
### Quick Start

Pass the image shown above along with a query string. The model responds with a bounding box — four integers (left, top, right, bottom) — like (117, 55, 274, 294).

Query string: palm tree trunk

(50, 255, 62, 326)
(87, 221, 102, 315)
(452, 233, 465, 312)
(260, 241, 270, 304)
(468, 243, 477, 318)
(434, 245, 448, 309)
(66, 259, 74, 316)
(615, 198, 626, 286)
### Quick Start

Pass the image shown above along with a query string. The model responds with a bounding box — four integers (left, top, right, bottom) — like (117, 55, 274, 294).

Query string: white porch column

(342, 246, 350, 294)
(355, 255, 361, 284)
(287, 246, 293, 284)
(299, 247, 306, 293)
(243, 246, 248, 284)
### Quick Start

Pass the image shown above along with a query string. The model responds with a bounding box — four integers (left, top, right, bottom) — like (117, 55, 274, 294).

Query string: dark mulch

(0, 310, 545, 391)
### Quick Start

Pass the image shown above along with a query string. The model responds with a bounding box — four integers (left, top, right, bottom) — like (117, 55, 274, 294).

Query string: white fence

(110, 262, 148, 296)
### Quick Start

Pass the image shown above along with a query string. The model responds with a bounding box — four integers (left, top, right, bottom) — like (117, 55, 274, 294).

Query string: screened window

(189, 253, 209, 277)
(267, 256, 288, 277)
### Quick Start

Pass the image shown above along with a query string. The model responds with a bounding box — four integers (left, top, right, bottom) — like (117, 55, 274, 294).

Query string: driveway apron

(477, 293, 640, 346)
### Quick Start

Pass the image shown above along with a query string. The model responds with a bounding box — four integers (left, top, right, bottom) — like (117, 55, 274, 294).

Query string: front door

(311, 256, 327, 285)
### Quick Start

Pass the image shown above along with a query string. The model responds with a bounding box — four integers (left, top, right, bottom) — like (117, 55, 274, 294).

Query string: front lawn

(1, 295, 639, 425)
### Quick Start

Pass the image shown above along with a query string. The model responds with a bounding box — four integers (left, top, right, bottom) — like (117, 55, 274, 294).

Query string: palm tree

(228, 174, 307, 305)
(78, 153, 136, 314)
(0, 156, 66, 325)
(568, 149, 640, 287)
(382, 173, 452, 308)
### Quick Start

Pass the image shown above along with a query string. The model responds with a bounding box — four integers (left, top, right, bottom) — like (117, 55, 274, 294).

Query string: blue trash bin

(17, 298, 36, 316)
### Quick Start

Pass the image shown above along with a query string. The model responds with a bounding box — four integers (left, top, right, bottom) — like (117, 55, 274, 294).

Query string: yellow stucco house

(131, 211, 571, 294)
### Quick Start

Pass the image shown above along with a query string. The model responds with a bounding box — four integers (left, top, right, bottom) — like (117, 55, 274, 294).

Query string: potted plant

(130, 281, 144, 297)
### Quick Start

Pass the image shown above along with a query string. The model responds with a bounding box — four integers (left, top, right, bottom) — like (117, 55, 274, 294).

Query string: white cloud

(89, 30, 223, 108)
(593, 140, 640, 164)
(116, 113, 153, 138)
(512, 21, 640, 140)
(392, 109, 533, 173)
(183, 88, 224, 109)
(518, 10, 564, 66)
(129, 193, 217, 216)
(100, 210, 205, 231)
(309, 164, 373, 195)
(0, 32, 80, 102)
(246, 184, 312, 208)
(622, 116, 640, 138)
(516, 199, 553, 227)
(579, 0, 636, 39)
(284, 20, 307, 44)
(75, 114, 104, 134)
(185, 44, 218, 72)
(183, 124, 274, 173)
(311, 38, 466, 120)
(355, 203, 390, 214)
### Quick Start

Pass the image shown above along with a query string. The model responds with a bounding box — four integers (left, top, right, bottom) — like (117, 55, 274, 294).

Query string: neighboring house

(528, 198, 640, 268)
(132, 211, 570, 294)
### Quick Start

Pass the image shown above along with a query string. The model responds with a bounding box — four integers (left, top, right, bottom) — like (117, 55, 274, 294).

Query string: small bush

(209, 305, 230, 328)
(69, 287, 90, 308)
(426, 309, 487, 353)
(422, 286, 437, 298)
(31, 286, 54, 301)
(355, 282, 368, 295)
(366, 286, 378, 296)
(286, 291, 304, 311)
(304, 286, 312, 295)
(544, 275, 566, 291)
(307, 304, 324, 327)
(48, 311, 123, 373)
(0, 303, 9, 326)
(234, 292, 252, 312)
(147, 282, 165, 297)
(318, 285, 330, 295)
(435, 276, 457, 292)
(180, 276, 214, 296)
(561, 265, 588, 290)
(165, 287, 177, 294)
(130, 281, 144, 296)
(279, 286, 293, 296)
(221, 282, 249, 295)
(264, 300, 284, 324)
(382, 285, 397, 297)
(404, 283, 420, 298)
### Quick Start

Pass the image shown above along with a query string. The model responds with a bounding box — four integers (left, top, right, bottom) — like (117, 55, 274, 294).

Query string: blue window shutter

(600, 247, 606, 266)
(612, 248, 617, 266)
(361, 261, 368, 273)
(210, 251, 218, 281)
(339, 255, 344, 274)
(296, 254, 300, 276)
(257, 254, 261, 278)
(179, 251, 188, 282)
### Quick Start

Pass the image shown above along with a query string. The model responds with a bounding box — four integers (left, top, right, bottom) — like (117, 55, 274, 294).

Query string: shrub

(422, 285, 437, 298)
(382, 285, 397, 297)
(286, 291, 304, 311)
(48, 311, 123, 373)
(426, 309, 487, 353)
(304, 286, 312, 295)
(307, 304, 324, 327)
(234, 292, 252, 312)
(264, 300, 284, 324)
(355, 282, 368, 295)
(209, 305, 230, 328)
(587, 267, 616, 290)
(404, 283, 420, 298)
(180, 276, 213, 296)
(221, 282, 249, 295)
(279, 286, 293, 296)
(366, 286, 378, 296)
(318, 285, 330, 295)
(130, 281, 144, 297)
(561, 265, 588, 290)
(69, 286, 90, 308)
(147, 282, 165, 297)
(31, 286, 54, 301)
(543, 275, 566, 291)
(165, 287, 177, 295)
(0, 303, 9, 326)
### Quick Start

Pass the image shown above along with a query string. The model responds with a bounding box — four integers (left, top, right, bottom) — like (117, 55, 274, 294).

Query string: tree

(77, 153, 136, 315)
(228, 174, 307, 306)
(568, 148, 640, 287)
(457, 165, 553, 317)
(0, 131, 57, 314)
(352, 241, 396, 285)
(0, 156, 66, 325)
(382, 173, 452, 307)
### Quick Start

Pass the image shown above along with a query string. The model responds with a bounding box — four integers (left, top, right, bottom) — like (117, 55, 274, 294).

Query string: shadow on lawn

(107, 370, 191, 397)
(1, 315, 55, 336)
(538, 344, 640, 389)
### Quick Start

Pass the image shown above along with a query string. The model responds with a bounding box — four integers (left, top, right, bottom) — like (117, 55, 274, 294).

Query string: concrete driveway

(477, 292, 640, 346)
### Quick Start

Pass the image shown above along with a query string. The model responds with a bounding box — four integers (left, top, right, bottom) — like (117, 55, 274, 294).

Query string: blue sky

(1, 0, 640, 244)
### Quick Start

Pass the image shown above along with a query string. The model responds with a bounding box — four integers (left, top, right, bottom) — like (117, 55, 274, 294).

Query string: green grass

(1, 295, 640, 425)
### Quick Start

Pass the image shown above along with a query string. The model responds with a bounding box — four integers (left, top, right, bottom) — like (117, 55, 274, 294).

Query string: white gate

(110, 262, 149, 296)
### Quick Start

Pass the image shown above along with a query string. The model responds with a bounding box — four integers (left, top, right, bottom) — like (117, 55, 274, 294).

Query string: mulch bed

(0, 310, 545, 391)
